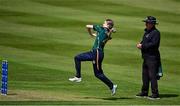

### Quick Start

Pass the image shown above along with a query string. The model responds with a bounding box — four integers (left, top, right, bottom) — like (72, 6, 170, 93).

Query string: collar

(144, 26, 156, 33)
(103, 27, 110, 32)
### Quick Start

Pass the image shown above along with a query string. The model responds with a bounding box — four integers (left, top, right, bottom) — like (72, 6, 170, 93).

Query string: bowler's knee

(95, 73, 103, 79)
(74, 55, 80, 61)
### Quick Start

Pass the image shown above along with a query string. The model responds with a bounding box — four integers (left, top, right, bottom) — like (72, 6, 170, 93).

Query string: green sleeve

(93, 25, 101, 32)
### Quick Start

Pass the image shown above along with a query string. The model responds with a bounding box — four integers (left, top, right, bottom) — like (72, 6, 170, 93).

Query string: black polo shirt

(141, 27, 160, 60)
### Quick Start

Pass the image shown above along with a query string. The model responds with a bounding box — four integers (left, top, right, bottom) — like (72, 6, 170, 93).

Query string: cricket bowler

(69, 19, 117, 95)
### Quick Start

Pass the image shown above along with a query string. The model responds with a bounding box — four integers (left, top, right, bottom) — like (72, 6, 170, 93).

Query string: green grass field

(0, 0, 180, 105)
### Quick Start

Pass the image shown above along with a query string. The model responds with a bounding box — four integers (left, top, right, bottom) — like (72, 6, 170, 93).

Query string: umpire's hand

(137, 43, 142, 49)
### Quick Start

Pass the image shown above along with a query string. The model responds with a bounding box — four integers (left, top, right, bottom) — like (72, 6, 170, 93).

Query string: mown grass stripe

(1, 0, 180, 34)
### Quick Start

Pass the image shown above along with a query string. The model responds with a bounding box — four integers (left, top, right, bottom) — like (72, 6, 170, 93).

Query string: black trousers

(141, 58, 159, 95)
(74, 49, 114, 90)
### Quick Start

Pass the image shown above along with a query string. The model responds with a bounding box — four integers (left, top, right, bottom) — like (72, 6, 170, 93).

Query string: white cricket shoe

(69, 77, 82, 82)
(111, 84, 117, 96)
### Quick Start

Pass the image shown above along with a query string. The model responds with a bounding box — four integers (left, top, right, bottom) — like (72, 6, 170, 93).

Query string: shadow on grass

(84, 96, 134, 101)
(7, 93, 18, 96)
(0, 101, 106, 105)
(160, 94, 179, 98)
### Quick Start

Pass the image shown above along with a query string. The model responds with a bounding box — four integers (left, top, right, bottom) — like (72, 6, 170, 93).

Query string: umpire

(136, 16, 161, 100)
